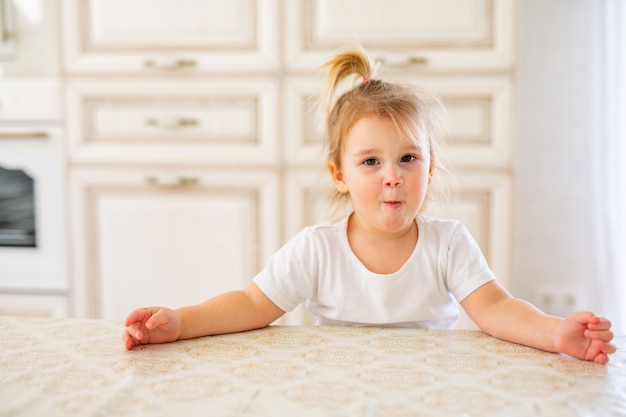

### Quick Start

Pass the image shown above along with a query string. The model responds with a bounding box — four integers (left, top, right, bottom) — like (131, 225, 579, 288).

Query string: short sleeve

(444, 222, 497, 302)
(252, 228, 319, 312)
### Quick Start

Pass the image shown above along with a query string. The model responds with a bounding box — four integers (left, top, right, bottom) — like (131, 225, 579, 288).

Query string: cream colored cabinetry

(69, 167, 279, 319)
(65, 78, 279, 165)
(64, 77, 281, 320)
(284, 75, 513, 168)
(60, 0, 282, 319)
(282, 0, 516, 327)
(62, 0, 515, 326)
(61, 0, 279, 74)
(285, 0, 515, 73)
(64, 76, 280, 319)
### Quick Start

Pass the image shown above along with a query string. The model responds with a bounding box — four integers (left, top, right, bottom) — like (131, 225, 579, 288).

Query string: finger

(593, 353, 609, 365)
(145, 308, 168, 330)
(587, 317, 612, 330)
(121, 329, 130, 347)
(584, 329, 614, 342)
(125, 323, 144, 341)
(125, 306, 162, 327)
(124, 307, 150, 326)
(125, 337, 140, 351)
(601, 342, 617, 355)
(571, 311, 598, 325)
(122, 329, 138, 351)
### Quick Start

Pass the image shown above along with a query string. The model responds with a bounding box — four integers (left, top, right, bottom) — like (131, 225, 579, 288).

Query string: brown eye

(363, 158, 379, 166)
(401, 154, 417, 163)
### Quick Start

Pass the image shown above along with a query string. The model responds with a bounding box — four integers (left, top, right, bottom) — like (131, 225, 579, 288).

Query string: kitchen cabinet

(284, 74, 513, 168)
(285, 0, 515, 73)
(59, 0, 516, 328)
(61, 0, 279, 74)
(65, 78, 279, 165)
(69, 167, 280, 319)
(280, 0, 516, 328)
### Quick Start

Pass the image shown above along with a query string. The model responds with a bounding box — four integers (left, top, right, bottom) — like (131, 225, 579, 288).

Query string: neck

(346, 213, 419, 274)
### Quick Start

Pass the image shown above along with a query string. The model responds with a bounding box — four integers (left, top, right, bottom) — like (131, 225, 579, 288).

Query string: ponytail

(320, 48, 374, 121)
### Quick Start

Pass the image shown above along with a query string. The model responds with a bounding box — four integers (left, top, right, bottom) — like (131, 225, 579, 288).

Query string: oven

(0, 0, 66, 299)
(0, 123, 67, 293)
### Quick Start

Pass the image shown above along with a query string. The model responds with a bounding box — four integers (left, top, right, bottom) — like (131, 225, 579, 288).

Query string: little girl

(123, 49, 615, 364)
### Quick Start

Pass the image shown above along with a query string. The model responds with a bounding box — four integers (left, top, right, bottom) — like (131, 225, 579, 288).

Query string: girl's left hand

(554, 311, 616, 364)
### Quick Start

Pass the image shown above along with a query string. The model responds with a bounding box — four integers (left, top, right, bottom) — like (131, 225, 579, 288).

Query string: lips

(384, 200, 402, 208)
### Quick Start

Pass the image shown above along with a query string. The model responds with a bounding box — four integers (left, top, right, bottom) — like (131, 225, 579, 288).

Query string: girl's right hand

(122, 307, 181, 350)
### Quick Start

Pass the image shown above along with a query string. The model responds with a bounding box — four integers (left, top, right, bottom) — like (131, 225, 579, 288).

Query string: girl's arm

(460, 281, 616, 364)
(122, 282, 285, 350)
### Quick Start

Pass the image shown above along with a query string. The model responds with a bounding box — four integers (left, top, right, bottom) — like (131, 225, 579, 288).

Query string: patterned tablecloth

(0, 317, 624, 417)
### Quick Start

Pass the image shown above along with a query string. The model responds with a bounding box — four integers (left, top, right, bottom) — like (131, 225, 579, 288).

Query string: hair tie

(362, 77, 371, 84)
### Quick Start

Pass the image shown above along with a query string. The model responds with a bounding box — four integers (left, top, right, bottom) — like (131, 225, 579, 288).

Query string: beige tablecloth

(0, 317, 624, 417)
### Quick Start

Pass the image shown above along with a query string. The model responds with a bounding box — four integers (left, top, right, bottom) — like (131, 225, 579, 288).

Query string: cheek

(408, 172, 431, 193)
(345, 175, 378, 200)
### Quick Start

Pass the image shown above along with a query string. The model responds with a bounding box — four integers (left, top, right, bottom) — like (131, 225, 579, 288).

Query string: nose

(383, 165, 403, 187)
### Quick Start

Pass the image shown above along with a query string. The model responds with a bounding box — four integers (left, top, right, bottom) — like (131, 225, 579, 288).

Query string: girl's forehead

(344, 116, 428, 150)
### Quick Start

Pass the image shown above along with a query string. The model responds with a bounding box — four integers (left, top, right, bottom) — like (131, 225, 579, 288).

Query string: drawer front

(62, 0, 279, 73)
(66, 78, 279, 165)
(286, 0, 515, 72)
(284, 75, 512, 168)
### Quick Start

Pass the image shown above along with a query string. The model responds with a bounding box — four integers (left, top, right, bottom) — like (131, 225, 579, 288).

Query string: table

(0, 317, 624, 417)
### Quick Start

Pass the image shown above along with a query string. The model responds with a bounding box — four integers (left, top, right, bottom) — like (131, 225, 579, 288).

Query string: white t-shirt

(253, 214, 496, 329)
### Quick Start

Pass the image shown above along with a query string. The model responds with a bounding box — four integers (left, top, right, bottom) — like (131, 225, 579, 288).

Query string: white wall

(514, 0, 621, 326)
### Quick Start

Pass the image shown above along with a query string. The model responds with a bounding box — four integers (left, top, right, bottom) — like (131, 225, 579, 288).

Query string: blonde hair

(320, 48, 456, 211)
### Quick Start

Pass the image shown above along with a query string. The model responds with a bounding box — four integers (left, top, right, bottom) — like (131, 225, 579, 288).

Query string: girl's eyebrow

(352, 148, 379, 157)
(352, 145, 421, 157)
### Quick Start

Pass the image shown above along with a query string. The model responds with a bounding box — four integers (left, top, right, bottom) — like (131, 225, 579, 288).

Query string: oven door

(0, 126, 67, 293)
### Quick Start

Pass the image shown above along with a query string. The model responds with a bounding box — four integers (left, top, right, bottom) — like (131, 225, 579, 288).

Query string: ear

(328, 163, 349, 193)
(428, 160, 435, 184)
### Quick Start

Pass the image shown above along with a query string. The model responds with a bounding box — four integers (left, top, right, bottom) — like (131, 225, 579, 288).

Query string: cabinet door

(285, 0, 515, 72)
(65, 78, 279, 165)
(284, 75, 512, 168)
(70, 167, 280, 320)
(61, 0, 279, 74)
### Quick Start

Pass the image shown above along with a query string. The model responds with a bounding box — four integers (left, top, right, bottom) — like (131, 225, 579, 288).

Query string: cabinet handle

(146, 174, 199, 188)
(0, 131, 48, 139)
(146, 117, 198, 129)
(374, 55, 428, 67)
(1, 0, 15, 42)
(144, 58, 196, 70)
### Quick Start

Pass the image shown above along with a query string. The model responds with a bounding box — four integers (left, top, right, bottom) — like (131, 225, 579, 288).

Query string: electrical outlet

(534, 285, 586, 318)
